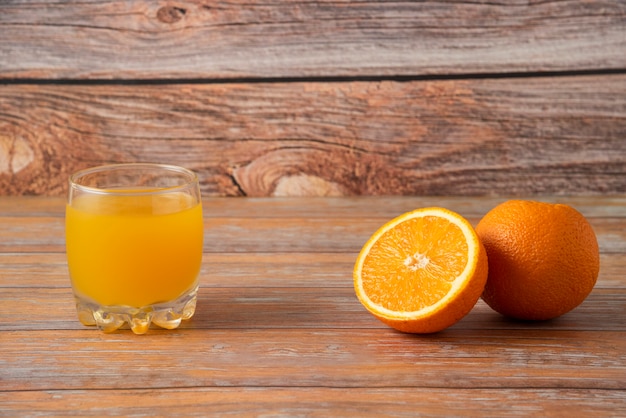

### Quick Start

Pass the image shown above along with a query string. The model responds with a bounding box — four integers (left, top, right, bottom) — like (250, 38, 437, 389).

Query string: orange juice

(66, 192, 203, 307)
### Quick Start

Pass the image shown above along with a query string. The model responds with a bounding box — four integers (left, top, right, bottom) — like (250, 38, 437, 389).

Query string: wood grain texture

(0, 196, 625, 415)
(3, 195, 626, 217)
(2, 329, 625, 391)
(2, 0, 626, 410)
(1, 196, 626, 256)
(1, 252, 624, 289)
(2, 388, 625, 418)
(1, 76, 625, 196)
(1, 287, 625, 332)
(1, 214, 625, 254)
(1, 1, 625, 197)
(1, 0, 624, 79)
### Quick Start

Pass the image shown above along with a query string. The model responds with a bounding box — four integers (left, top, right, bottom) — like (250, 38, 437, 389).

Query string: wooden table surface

(1, 195, 625, 416)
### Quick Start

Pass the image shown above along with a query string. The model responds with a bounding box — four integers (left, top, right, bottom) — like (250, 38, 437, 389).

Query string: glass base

(73, 284, 198, 334)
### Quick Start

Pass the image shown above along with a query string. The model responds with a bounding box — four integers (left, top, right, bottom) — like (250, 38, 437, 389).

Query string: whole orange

(475, 200, 599, 320)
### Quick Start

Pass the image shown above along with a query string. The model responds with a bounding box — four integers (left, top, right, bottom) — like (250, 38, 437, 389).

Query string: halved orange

(354, 207, 488, 333)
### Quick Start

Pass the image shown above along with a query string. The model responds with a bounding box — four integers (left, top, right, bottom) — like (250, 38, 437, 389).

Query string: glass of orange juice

(65, 163, 203, 334)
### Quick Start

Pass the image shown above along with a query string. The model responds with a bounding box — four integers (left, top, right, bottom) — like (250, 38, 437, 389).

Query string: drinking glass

(65, 163, 203, 334)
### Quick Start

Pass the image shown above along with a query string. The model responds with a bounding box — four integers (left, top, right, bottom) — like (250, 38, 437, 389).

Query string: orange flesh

(360, 216, 468, 312)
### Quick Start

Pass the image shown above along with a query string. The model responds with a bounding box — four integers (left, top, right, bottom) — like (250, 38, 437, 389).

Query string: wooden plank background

(1, 0, 625, 196)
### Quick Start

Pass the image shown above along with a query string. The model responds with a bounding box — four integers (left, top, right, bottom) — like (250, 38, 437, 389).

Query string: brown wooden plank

(2, 329, 624, 391)
(0, 253, 69, 288)
(0, 216, 64, 252)
(1, 286, 623, 332)
(1, 215, 624, 253)
(204, 196, 626, 219)
(1, 252, 624, 290)
(1, 387, 625, 417)
(2, 196, 626, 218)
(1, 1, 624, 79)
(0, 196, 66, 216)
(1, 77, 625, 196)
(203, 216, 626, 253)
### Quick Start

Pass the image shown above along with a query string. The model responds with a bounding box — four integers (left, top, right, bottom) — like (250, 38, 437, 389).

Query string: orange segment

(354, 207, 488, 333)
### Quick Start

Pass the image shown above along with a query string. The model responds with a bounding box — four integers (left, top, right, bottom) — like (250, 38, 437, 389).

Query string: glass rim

(69, 163, 199, 196)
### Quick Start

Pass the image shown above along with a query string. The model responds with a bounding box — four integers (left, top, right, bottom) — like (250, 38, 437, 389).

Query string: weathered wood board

(1, 77, 624, 196)
(1, 0, 625, 196)
(1, 0, 625, 79)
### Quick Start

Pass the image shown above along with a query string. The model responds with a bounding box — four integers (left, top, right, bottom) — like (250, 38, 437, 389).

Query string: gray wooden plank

(1, 1, 624, 79)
